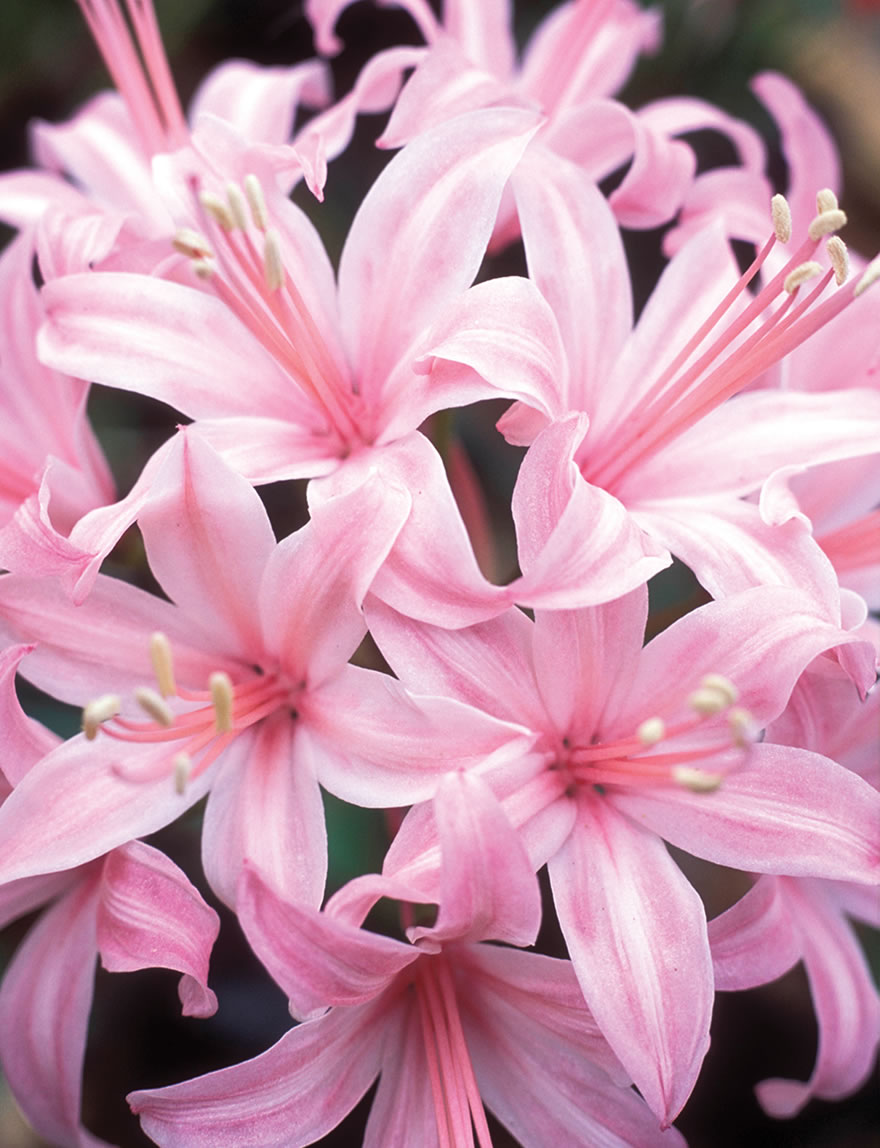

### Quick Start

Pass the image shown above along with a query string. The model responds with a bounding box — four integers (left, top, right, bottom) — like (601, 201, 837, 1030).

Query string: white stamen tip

(728, 707, 758, 748)
(192, 258, 214, 280)
(150, 631, 177, 698)
(173, 752, 192, 795)
(263, 229, 285, 292)
(807, 207, 847, 241)
(770, 194, 792, 243)
(244, 173, 269, 231)
(815, 188, 839, 214)
(855, 254, 880, 297)
(226, 182, 249, 231)
(699, 674, 738, 706)
(83, 694, 122, 740)
(689, 686, 730, 717)
(172, 228, 212, 260)
(826, 236, 850, 285)
(134, 686, 174, 727)
(673, 766, 723, 793)
(637, 717, 665, 745)
(784, 261, 824, 294)
(210, 671, 234, 733)
(199, 190, 235, 231)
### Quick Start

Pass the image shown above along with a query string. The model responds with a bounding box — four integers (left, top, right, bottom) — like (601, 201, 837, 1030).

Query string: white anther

(172, 228, 213, 260)
(770, 194, 792, 244)
(226, 182, 249, 231)
(173, 752, 192, 795)
(199, 190, 235, 231)
(83, 694, 122, 740)
(210, 671, 234, 733)
(728, 707, 758, 748)
(699, 674, 739, 706)
(150, 631, 177, 698)
(673, 766, 724, 793)
(689, 686, 729, 717)
(244, 173, 269, 231)
(192, 259, 214, 280)
(826, 236, 850, 285)
(855, 253, 880, 298)
(263, 229, 285, 292)
(637, 717, 665, 745)
(808, 208, 847, 241)
(816, 188, 839, 214)
(784, 261, 824, 294)
(134, 686, 175, 727)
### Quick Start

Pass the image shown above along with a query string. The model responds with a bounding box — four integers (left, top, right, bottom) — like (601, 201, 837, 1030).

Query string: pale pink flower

(130, 773, 685, 1147)
(366, 587, 880, 1123)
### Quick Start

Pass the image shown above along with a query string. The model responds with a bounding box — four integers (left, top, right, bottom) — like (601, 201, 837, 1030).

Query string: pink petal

(96, 841, 219, 1017)
(190, 59, 330, 145)
(0, 643, 60, 785)
(362, 999, 440, 1148)
(708, 876, 800, 990)
(189, 417, 342, 484)
(548, 796, 713, 1125)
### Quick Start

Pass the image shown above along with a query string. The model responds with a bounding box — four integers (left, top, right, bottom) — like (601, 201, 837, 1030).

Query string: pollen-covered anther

(673, 766, 723, 793)
(263, 229, 285, 292)
(807, 207, 847, 242)
(150, 631, 177, 697)
(770, 193, 792, 244)
(210, 671, 234, 733)
(173, 752, 192, 796)
(134, 686, 174, 727)
(192, 258, 214, 280)
(172, 228, 213, 260)
(688, 674, 739, 716)
(784, 261, 824, 294)
(199, 190, 236, 231)
(855, 253, 880, 298)
(816, 188, 839, 214)
(83, 694, 122, 740)
(699, 674, 738, 706)
(728, 706, 758, 748)
(637, 716, 665, 745)
(826, 236, 850, 285)
(225, 181, 249, 231)
(244, 173, 269, 231)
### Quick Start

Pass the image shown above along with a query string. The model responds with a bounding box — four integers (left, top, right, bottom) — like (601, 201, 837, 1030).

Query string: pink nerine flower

(366, 586, 880, 1124)
(0, 434, 529, 907)
(130, 773, 685, 1147)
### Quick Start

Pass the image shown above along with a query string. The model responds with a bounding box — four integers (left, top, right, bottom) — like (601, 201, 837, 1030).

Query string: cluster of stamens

(588, 188, 880, 487)
(82, 633, 289, 793)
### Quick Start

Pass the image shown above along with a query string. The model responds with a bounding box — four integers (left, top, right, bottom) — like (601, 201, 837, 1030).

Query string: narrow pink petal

(549, 796, 713, 1125)
(190, 59, 330, 145)
(363, 999, 440, 1148)
(511, 416, 671, 608)
(0, 871, 109, 1148)
(445, 0, 514, 76)
(611, 743, 880, 884)
(0, 643, 60, 785)
(409, 771, 540, 949)
(708, 876, 800, 991)
(756, 877, 880, 1116)
(260, 470, 411, 686)
(189, 417, 341, 484)
(130, 996, 393, 1148)
(139, 432, 275, 659)
(338, 107, 540, 406)
(0, 170, 87, 228)
(637, 95, 766, 172)
(201, 719, 327, 911)
(96, 841, 219, 1017)
(238, 866, 416, 1019)
(302, 663, 535, 807)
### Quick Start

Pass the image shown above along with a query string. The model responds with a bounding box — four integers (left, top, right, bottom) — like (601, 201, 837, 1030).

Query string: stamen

(199, 190, 235, 232)
(172, 228, 212, 259)
(83, 694, 122, 740)
(192, 259, 214, 280)
(727, 707, 758, 748)
(771, 194, 792, 244)
(784, 261, 823, 294)
(263, 230, 285, 292)
(699, 674, 739, 706)
(672, 766, 723, 793)
(149, 631, 176, 697)
(244, 174, 269, 231)
(225, 182, 249, 231)
(807, 208, 847, 241)
(816, 188, 839, 214)
(855, 254, 880, 297)
(637, 717, 665, 745)
(134, 686, 174, 727)
(173, 752, 192, 795)
(210, 671, 234, 733)
(826, 236, 850, 285)
(688, 685, 731, 716)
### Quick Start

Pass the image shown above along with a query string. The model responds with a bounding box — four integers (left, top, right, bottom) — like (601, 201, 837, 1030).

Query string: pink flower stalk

(366, 586, 880, 1123)
(130, 773, 685, 1147)
(0, 434, 529, 907)
(0, 644, 219, 1148)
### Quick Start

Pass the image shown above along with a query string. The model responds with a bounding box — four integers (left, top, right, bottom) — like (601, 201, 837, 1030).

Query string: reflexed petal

(708, 876, 800, 991)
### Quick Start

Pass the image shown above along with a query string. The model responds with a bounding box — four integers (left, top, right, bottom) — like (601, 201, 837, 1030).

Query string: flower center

(81, 631, 295, 792)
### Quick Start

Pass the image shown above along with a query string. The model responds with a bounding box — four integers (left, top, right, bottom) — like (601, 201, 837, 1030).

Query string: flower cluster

(0, 2, 878, 1145)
